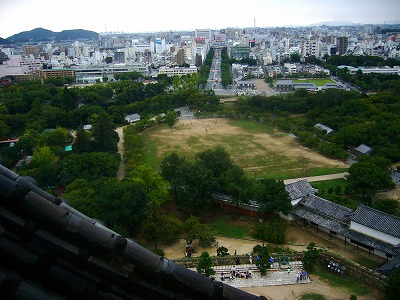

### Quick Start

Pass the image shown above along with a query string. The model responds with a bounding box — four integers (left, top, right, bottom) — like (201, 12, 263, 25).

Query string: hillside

(0, 37, 11, 44)
(6, 27, 98, 43)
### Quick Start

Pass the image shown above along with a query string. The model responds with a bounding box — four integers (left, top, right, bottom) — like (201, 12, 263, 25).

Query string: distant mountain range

(309, 20, 356, 27)
(0, 37, 11, 45)
(309, 20, 400, 27)
(4, 28, 99, 43)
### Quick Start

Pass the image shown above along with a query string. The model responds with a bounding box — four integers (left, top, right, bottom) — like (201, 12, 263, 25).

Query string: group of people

(296, 270, 308, 283)
(220, 265, 252, 281)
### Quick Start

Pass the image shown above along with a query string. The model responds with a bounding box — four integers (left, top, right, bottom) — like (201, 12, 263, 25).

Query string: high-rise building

(174, 48, 185, 65)
(301, 39, 320, 57)
(336, 36, 348, 55)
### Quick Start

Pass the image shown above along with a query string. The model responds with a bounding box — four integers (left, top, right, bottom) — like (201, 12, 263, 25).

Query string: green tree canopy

(347, 157, 395, 202)
(92, 112, 119, 153)
(59, 152, 120, 186)
(182, 215, 214, 247)
(196, 252, 215, 277)
(252, 178, 292, 215)
(141, 200, 182, 249)
(166, 110, 177, 130)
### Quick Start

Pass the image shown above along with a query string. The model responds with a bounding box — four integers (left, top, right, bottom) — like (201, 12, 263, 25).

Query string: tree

(182, 215, 214, 247)
(59, 152, 120, 186)
(373, 199, 399, 216)
(15, 129, 40, 155)
(302, 242, 322, 271)
(347, 159, 395, 202)
(253, 245, 271, 274)
(92, 112, 119, 153)
(224, 165, 251, 206)
(384, 269, 400, 300)
(216, 246, 230, 257)
(252, 219, 288, 244)
(160, 152, 187, 201)
(251, 178, 292, 215)
(73, 126, 94, 153)
(0, 120, 10, 139)
(166, 110, 177, 130)
(94, 178, 148, 236)
(177, 161, 216, 209)
(127, 164, 170, 204)
(196, 252, 215, 277)
(19, 146, 58, 187)
(141, 200, 181, 250)
(195, 146, 234, 179)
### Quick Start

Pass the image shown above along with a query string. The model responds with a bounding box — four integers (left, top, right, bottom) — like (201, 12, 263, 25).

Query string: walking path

(284, 172, 349, 184)
(189, 261, 309, 289)
(115, 126, 126, 180)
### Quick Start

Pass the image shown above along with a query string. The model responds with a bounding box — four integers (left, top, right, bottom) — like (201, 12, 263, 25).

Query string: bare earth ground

(144, 118, 347, 175)
(116, 126, 126, 180)
(160, 224, 383, 300)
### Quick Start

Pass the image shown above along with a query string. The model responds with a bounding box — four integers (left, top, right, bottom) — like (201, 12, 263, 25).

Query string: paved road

(284, 172, 349, 184)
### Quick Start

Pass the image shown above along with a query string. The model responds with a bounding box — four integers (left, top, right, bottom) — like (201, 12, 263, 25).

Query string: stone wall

(320, 251, 387, 290)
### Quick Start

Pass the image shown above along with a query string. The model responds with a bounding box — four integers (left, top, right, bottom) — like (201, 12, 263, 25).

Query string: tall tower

(336, 37, 348, 55)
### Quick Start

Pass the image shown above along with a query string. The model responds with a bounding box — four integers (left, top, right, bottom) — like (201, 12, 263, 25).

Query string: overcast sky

(1, 0, 399, 38)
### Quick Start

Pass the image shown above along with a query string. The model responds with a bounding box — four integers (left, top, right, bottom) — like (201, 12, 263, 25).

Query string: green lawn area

(300, 294, 326, 300)
(207, 214, 255, 239)
(310, 179, 348, 193)
(292, 79, 335, 86)
(228, 119, 274, 134)
(312, 268, 375, 297)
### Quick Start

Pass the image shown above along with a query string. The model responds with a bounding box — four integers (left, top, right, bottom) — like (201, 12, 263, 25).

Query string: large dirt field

(142, 118, 347, 177)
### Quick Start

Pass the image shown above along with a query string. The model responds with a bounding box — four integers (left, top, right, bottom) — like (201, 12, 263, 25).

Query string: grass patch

(141, 135, 161, 169)
(311, 179, 363, 210)
(228, 119, 274, 134)
(300, 293, 326, 300)
(354, 257, 382, 270)
(187, 136, 200, 146)
(207, 215, 254, 239)
(292, 79, 335, 86)
(312, 268, 373, 297)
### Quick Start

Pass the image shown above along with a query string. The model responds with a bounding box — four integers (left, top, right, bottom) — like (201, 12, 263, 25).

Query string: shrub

(152, 248, 165, 256)
(216, 246, 230, 257)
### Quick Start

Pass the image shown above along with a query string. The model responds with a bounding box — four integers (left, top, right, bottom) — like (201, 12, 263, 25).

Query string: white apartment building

(301, 39, 321, 57)
(284, 63, 297, 74)
(0, 55, 41, 78)
(157, 66, 197, 77)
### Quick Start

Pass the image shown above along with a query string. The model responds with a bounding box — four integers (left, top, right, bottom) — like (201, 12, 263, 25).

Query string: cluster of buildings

(0, 24, 399, 84)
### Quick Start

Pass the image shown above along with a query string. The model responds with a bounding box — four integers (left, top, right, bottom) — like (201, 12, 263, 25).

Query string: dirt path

(284, 172, 349, 184)
(115, 126, 126, 180)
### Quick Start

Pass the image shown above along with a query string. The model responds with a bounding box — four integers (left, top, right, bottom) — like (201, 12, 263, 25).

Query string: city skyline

(1, 0, 400, 38)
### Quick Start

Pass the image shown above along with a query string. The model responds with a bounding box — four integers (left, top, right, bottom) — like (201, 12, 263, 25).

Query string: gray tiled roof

(377, 255, 400, 275)
(350, 205, 400, 238)
(293, 206, 346, 233)
(299, 195, 353, 223)
(292, 206, 398, 256)
(354, 143, 371, 154)
(285, 179, 318, 201)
